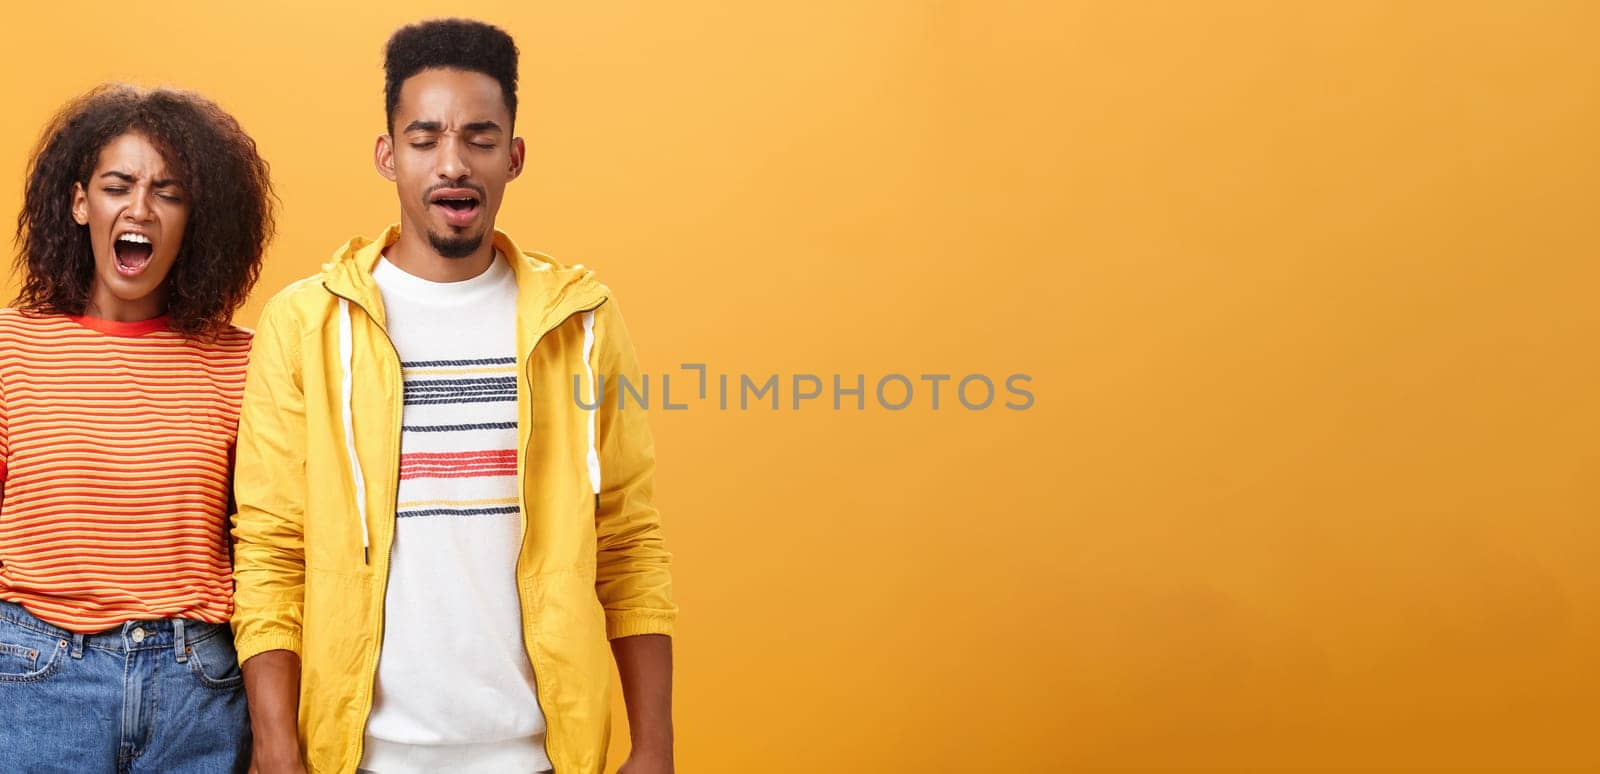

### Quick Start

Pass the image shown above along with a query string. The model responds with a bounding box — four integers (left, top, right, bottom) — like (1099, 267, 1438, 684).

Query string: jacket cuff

(606, 611, 676, 640)
(234, 630, 303, 665)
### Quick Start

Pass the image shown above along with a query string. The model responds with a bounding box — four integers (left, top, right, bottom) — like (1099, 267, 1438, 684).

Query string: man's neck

(385, 224, 496, 283)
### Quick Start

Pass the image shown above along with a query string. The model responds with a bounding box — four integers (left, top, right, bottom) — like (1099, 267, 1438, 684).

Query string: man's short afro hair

(384, 18, 519, 131)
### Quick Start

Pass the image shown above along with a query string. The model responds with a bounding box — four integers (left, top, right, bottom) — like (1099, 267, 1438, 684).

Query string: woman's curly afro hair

(14, 84, 275, 338)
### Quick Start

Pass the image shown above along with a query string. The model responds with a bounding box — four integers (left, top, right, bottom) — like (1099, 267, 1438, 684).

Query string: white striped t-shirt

(361, 253, 550, 773)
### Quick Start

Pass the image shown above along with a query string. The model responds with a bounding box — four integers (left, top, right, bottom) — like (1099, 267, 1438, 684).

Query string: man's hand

(617, 746, 675, 774)
(242, 649, 307, 774)
(247, 753, 308, 774)
(612, 634, 674, 774)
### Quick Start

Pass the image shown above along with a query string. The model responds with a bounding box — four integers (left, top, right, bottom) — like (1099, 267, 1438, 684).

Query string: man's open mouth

(433, 196, 479, 210)
(429, 188, 483, 228)
(113, 232, 154, 275)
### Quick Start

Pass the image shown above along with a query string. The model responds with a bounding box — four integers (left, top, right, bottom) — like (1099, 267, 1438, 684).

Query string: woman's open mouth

(113, 232, 155, 276)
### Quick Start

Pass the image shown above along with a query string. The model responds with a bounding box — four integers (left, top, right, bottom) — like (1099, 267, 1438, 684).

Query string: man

(231, 19, 676, 774)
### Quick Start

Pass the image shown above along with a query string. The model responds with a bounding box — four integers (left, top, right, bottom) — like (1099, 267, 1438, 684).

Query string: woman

(0, 84, 274, 772)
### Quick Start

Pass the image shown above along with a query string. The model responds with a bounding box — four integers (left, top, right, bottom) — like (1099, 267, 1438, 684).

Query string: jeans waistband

(0, 599, 230, 658)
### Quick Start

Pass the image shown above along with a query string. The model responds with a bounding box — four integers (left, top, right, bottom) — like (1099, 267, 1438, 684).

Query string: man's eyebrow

(403, 120, 443, 133)
(463, 121, 504, 133)
(99, 171, 136, 182)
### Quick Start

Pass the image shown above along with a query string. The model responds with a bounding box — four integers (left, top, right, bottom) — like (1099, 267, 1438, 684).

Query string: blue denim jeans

(0, 599, 250, 773)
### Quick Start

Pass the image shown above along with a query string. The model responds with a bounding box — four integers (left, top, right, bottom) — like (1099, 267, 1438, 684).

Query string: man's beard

(427, 227, 485, 259)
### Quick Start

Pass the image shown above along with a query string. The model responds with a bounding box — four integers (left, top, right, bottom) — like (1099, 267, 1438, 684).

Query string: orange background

(3, 1, 1597, 770)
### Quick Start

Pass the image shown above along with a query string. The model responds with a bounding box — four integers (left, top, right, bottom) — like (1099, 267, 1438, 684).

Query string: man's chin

(426, 227, 486, 259)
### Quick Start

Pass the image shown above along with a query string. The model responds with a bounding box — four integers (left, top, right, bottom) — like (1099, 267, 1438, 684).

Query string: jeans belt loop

(174, 619, 188, 663)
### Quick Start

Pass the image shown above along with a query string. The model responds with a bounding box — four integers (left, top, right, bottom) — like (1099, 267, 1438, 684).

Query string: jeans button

(130, 628, 146, 643)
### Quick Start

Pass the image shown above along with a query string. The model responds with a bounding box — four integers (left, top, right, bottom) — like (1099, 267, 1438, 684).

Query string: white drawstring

(338, 299, 371, 560)
(581, 309, 600, 495)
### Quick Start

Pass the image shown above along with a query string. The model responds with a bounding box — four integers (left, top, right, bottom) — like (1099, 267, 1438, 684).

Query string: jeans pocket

(0, 623, 67, 683)
(185, 628, 245, 690)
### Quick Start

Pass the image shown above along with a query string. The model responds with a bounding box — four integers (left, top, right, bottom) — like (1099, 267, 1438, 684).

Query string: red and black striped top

(0, 308, 251, 633)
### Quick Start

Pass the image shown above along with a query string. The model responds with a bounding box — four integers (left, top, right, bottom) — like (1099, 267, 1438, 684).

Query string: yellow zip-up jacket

(231, 225, 676, 773)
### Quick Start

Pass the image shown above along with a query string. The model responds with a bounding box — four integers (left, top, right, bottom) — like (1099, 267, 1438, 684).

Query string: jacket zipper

(517, 296, 608, 774)
(323, 284, 405, 771)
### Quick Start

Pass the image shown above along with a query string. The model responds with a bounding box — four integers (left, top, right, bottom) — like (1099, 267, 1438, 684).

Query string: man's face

(378, 68, 523, 258)
(72, 131, 190, 318)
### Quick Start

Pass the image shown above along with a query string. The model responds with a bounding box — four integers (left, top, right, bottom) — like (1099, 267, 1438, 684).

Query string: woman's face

(71, 132, 189, 321)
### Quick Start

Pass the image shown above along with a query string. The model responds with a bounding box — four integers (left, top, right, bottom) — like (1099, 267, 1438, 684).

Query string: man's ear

(375, 134, 398, 182)
(507, 136, 526, 181)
